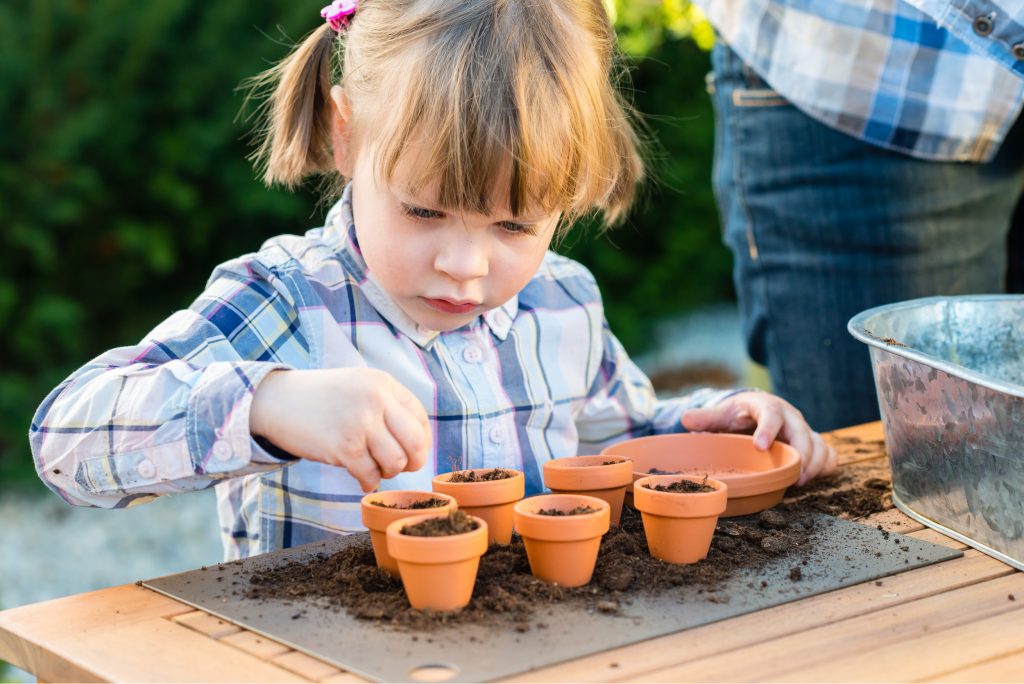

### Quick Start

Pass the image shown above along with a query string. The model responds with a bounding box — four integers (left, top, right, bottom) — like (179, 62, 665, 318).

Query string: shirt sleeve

(575, 318, 740, 455)
(909, 1, 1024, 77)
(29, 258, 310, 509)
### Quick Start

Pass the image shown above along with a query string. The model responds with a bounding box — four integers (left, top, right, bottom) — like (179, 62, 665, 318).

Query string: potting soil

(142, 449, 959, 682)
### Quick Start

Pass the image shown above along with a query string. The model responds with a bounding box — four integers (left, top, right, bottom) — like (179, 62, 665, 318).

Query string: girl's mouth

(422, 298, 480, 314)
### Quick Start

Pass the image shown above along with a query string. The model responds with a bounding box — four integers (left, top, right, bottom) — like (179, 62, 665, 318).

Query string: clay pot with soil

(361, 490, 457, 574)
(432, 468, 525, 545)
(542, 455, 633, 526)
(512, 494, 610, 587)
(385, 510, 488, 611)
(633, 474, 728, 564)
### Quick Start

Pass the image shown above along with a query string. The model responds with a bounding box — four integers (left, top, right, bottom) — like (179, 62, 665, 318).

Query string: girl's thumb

(681, 406, 724, 432)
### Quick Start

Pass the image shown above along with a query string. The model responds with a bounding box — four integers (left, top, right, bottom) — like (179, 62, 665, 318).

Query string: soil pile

(244, 448, 896, 631)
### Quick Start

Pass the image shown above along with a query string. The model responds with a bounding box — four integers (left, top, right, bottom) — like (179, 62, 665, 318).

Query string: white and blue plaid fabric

(698, 0, 1024, 161)
(30, 185, 735, 560)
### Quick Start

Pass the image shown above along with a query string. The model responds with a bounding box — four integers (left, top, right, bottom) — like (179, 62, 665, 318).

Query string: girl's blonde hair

(247, 0, 644, 229)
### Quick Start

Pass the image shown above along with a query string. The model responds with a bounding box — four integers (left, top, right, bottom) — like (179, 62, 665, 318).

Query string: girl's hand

(250, 368, 431, 492)
(680, 391, 836, 486)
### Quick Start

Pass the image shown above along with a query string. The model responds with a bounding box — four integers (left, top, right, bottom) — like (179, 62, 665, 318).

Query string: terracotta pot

(432, 469, 525, 545)
(385, 512, 488, 611)
(361, 490, 457, 574)
(633, 475, 728, 564)
(512, 494, 610, 587)
(542, 455, 633, 526)
(601, 433, 800, 517)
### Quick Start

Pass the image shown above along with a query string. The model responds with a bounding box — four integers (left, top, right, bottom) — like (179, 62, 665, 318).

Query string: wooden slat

(270, 651, 344, 681)
(513, 551, 1010, 683)
(907, 527, 968, 551)
(319, 671, 371, 683)
(171, 610, 242, 639)
(928, 647, 1024, 682)
(778, 602, 1024, 681)
(0, 584, 194, 681)
(220, 629, 292, 660)
(639, 572, 1024, 682)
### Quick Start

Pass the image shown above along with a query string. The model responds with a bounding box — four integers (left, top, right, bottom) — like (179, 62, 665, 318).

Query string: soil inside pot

(369, 497, 449, 510)
(400, 510, 479, 537)
(647, 467, 681, 475)
(643, 477, 714, 493)
(536, 505, 600, 516)
(242, 455, 900, 631)
(448, 468, 516, 483)
(601, 460, 626, 466)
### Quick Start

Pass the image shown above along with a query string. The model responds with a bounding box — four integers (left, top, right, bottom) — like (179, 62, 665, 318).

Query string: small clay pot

(385, 512, 489, 611)
(361, 490, 457, 574)
(432, 469, 525, 545)
(542, 455, 633, 526)
(633, 475, 728, 564)
(512, 494, 610, 587)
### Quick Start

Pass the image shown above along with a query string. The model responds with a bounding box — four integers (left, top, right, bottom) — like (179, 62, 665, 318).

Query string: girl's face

(348, 150, 560, 333)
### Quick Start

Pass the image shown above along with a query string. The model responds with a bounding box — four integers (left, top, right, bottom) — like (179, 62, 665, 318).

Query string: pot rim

(633, 475, 729, 518)
(543, 455, 633, 491)
(360, 491, 457, 532)
(385, 512, 489, 564)
(432, 468, 526, 507)
(513, 494, 611, 541)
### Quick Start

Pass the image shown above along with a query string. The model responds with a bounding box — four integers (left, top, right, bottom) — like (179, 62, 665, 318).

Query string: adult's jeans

(709, 43, 1024, 432)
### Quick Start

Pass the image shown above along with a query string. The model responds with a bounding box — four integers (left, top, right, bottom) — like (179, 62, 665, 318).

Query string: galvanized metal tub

(848, 295, 1024, 571)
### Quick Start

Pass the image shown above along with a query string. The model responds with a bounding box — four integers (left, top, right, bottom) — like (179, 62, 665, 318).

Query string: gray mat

(143, 513, 960, 682)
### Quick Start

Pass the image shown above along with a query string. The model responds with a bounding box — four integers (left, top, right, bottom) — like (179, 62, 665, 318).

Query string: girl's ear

(330, 85, 354, 176)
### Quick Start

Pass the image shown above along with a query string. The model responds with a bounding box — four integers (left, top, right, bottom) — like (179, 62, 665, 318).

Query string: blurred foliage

(0, 0, 731, 487)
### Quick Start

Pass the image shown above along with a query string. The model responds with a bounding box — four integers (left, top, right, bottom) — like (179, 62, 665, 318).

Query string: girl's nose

(434, 235, 489, 282)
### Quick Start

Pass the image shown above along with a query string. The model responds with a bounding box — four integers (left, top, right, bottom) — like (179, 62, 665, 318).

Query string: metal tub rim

(847, 294, 1024, 399)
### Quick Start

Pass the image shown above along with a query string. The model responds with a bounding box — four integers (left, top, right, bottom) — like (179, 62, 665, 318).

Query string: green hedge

(0, 1, 731, 487)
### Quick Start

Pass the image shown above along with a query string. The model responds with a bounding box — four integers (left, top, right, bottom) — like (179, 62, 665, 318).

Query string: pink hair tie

(321, 0, 358, 32)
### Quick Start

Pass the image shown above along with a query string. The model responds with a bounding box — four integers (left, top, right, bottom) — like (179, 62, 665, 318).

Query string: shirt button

(213, 440, 233, 462)
(137, 459, 156, 479)
(1013, 44, 1024, 60)
(463, 345, 483, 363)
(973, 15, 994, 36)
(488, 425, 505, 444)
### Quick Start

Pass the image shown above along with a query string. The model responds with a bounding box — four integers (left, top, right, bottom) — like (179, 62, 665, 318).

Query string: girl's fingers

(384, 401, 430, 472)
(366, 422, 409, 479)
(750, 404, 784, 451)
(345, 450, 384, 492)
(795, 428, 828, 486)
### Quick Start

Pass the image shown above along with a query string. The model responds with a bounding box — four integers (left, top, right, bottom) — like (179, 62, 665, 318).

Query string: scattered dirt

(536, 506, 600, 516)
(400, 510, 478, 537)
(643, 477, 714, 493)
(448, 468, 516, 483)
(242, 446, 903, 631)
(369, 497, 449, 510)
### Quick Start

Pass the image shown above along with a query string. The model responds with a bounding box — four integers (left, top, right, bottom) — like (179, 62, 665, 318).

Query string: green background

(0, 1, 733, 489)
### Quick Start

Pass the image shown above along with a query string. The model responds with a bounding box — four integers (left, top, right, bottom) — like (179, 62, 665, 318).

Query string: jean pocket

(731, 87, 790, 108)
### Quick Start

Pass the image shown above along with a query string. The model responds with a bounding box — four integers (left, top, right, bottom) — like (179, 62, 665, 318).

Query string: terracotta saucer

(600, 433, 800, 517)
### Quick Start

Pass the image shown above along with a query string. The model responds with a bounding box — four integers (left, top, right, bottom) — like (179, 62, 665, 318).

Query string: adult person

(694, 0, 1024, 431)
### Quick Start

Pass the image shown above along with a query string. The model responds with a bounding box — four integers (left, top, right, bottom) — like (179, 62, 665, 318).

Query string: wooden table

(2, 422, 1022, 683)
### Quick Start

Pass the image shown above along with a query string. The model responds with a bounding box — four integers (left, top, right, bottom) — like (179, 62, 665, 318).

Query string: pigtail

(244, 23, 339, 188)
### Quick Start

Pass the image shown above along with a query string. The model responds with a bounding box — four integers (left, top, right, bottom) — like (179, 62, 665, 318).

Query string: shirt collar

(322, 184, 518, 349)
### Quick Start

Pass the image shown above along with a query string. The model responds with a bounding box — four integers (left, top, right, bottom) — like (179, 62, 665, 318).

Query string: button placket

(462, 345, 483, 363)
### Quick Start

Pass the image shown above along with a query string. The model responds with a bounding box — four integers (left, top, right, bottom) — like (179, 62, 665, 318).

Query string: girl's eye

(401, 204, 444, 220)
(498, 221, 538, 236)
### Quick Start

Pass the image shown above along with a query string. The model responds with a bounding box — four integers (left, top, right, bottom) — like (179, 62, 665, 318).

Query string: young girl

(30, 0, 836, 560)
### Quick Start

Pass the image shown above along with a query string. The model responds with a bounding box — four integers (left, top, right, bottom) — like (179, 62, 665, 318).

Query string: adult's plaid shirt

(699, 0, 1024, 161)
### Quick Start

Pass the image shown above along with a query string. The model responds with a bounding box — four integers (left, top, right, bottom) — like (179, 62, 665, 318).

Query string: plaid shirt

(699, 0, 1024, 161)
(30, 186, 733, 560)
